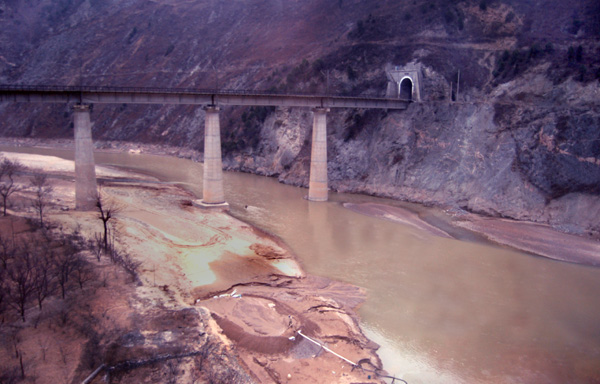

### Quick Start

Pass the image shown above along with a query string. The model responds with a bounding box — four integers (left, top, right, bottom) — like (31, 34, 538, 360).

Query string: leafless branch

(96, 194, 120, 252)
(0, 157, 22, 216)
(30, 173, 54, 227)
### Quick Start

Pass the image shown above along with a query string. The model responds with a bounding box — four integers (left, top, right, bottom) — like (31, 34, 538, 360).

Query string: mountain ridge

(0, 0, 599, 235)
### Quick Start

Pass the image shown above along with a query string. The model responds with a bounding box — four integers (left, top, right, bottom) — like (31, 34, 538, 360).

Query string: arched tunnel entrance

(399, 77, 413, 101)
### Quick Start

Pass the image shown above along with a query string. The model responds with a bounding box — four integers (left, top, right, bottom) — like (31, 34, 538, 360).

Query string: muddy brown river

(3, 146, 600, 383)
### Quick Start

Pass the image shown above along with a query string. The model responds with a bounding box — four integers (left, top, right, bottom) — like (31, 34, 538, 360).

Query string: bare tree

(0, 265, 7, 324)
(56, 306, 70, 328)
(32, 248, 55, 310)
(30, 174, 54, 227)
(101, 271, 110, 287)
(19, 352, 25, 380)
(108, 246, 141, 282)
(73, 258, 95, 290)
(80, 334, 102, 370)
(11, 333, 20, 358)
(166, 360, 179, 384)
(38, 337, 50, 362)
(0, 234, 16, 323)
(96, 195, 119, 252)
(88, 233, 104, 262)
(52, 237, 80, 299)
(6, 243, 36, 322)
(59, 344, 69, 365)
(0, 232, 15, 269)
(0, 158, 22, 216)
(0, 367, 20, 384)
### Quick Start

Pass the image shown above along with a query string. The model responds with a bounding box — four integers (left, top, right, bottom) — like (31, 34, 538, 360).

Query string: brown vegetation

(0, 165, 180, 383)
(0, 153, 388, 383)
(0, 215, 114, 382)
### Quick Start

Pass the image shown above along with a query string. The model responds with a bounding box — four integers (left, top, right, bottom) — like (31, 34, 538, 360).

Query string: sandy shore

(1, 149, 387, 383)
(452, 215, 600, 266)
(5, 139, 599, 384)
(344, 202, 453, 239)
(343, 202, 600, 267)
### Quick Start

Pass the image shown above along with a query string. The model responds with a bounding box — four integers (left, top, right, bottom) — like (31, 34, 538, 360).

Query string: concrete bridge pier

(197, 105, 228, 209)
(73, 104, 98, 211)
(308, 107, 329, 202)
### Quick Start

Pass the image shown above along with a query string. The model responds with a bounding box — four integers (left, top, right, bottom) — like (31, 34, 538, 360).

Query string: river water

(3, 146, 600, 383)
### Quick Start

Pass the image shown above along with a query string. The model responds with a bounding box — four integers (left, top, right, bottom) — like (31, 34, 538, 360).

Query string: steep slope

(0, 0, 599, 235)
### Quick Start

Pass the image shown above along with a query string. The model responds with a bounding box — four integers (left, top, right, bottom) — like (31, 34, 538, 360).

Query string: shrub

(528, 43, 541, 59)
(570, 18, 583, 35)
(346, 65, 357, 81)
(311, 59, 325, 73)
(578, 64, 587, 81)
(576, 45, 583, 62)
(126, 27, 137, 44)
(493, 45, 545, 80)
(568, 46, 575, 62)
(443, 8, 455, 23)
(356, 20, 365, 36)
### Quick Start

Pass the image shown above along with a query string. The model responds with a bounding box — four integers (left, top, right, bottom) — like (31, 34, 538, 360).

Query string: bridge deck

(0, 85, 409, 109)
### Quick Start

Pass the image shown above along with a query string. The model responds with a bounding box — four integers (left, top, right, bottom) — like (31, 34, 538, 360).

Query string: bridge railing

(0, 83, 411, 102)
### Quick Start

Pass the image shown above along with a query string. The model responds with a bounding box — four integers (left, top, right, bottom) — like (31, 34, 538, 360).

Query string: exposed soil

(0, 150, 386, 383)
(4, 145, 599, 383)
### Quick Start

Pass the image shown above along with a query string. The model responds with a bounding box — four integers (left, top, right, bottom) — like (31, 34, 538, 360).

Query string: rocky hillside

(0, 0, 599, 235)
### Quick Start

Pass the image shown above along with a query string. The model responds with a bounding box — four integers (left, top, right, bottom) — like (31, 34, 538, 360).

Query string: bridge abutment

(197, 105, 228, 209)
(73, 104, 98, 211)
(308, 107, 329, 202)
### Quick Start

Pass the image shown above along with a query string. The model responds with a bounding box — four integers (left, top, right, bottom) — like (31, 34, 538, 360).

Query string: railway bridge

(0, 85, 409, 210)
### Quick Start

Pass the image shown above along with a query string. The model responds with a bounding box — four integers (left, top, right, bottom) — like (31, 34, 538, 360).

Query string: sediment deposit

(0, 151, 386, 383)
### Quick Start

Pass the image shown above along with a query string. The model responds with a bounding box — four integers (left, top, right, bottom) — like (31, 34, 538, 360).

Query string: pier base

(73, 104, 98, 211)
(200, 105, 228, 208)
(308, 107, 329, 202)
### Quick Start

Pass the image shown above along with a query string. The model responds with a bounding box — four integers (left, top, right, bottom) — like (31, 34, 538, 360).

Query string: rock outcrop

(0, 0, 599, 235)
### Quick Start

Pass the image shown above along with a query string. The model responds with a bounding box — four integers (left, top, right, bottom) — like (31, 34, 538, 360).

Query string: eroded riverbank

(3, 141, 600, 383)
(0, 150, 388, 383)
(343, 202, 600, 267)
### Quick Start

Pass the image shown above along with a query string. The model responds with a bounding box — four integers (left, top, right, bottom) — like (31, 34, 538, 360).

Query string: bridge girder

(0, 85, 408, 110)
